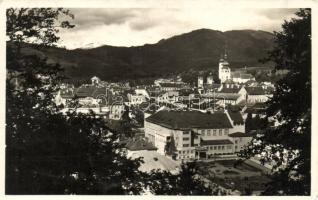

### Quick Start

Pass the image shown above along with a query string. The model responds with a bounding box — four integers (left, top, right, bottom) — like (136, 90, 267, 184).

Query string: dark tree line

(240, 9, 311, 195)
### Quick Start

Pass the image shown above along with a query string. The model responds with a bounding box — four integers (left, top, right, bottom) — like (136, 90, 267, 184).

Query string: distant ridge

(15, 28, 274, 81)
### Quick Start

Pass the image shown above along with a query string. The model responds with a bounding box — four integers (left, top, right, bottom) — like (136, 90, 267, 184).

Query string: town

(54, 52, 281, 194)
(6, 6, 311, 196)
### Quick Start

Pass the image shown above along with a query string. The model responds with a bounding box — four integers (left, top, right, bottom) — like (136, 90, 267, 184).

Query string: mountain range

(19, 29, 275, 82)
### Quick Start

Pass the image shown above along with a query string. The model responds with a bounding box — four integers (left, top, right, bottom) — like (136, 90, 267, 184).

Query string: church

(218, 52, 255, 84)
(197, 51, 255, 87)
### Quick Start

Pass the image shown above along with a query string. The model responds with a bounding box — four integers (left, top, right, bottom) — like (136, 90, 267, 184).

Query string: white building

(198, 75, 204, 88)
(218, 53, 231, 83)
(232, 73, 255, 83)
(135, 88, 150, 99)
(157, 91, 179, 104)
(91, 76, 101, 85)
(243, 87, 272, 104)
(127, 93, 147, 105)
(207, 73, 214, 85)
(144, 110, 252, 160)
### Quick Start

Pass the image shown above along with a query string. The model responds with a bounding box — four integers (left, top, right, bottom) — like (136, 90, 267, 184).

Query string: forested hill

(17, 29, 274, 81)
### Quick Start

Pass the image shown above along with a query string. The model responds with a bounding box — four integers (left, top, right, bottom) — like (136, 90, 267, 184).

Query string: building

(55, 87, 75, 106)
(109, 102, 125, 120)
(144, 110, 252, 160)
(218, 53, 231, 83)
(207, 73, 214, 85)
(198, 75, 204, 88)
(232, 72, 255, 83)
(127, 92, 148, 105)
(159, 82, 185, 91)
(218, 53, 255, 84)
(91, 76, 101, 85)
(157, 91, 180, 104)
(243, 87, 271, 104)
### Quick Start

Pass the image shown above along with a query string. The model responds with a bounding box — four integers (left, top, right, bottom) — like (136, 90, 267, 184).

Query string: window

(202, 130, 205, 136)
(213, 130, 217, 136)
(214, 146, 217, 150)
(227, 145, 232, 149)
(191, 150, 194, 153)
(183, 151, 186, 154)
(183, 131, 189, 135)
(224, 129, 229, 135)
(218, 146, 221, 150)
(183, 144, 189, 147)
(207, 130, 211, 136)
(183, 137, 189, 141)
(219, 129, 222, 136)
(179, 151, 182, 154)
(235, 140, 238, 144)
(210, 146, 213, 150)
(222, 146, 225, 150)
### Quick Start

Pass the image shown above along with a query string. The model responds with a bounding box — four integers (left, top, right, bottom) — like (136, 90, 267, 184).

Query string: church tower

(197, 75, 204, 88)
(218, 50, 231, 83)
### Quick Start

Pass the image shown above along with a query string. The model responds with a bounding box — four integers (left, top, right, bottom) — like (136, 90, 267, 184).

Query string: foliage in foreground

(6, 8, 215, 195)
(240, 9, 311, 195)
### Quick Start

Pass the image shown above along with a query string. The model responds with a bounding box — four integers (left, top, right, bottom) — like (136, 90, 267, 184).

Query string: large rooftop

(245, 87, 266, 95)
(146, 110, 233, 130)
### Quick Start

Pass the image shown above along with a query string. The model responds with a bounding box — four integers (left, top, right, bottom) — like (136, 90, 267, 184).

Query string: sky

(57, 8, 298, 49)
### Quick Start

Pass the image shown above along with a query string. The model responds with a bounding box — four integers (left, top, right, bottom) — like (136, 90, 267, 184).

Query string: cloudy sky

(57, 8, 298, 49)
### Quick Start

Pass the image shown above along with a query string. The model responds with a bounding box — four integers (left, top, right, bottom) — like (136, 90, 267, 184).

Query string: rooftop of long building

(146, 110, 233, 130)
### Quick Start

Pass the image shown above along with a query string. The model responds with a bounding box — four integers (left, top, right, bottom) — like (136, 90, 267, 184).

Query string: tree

(239, 9, 311, 195)
(6, 8, 221, 195)
(6, 8, 145, 194)
(146, 162, 219, 195)
(119, 105, 133, 138)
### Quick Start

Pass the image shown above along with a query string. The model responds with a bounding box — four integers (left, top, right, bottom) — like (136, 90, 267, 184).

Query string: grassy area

(197, 159, 271, 194)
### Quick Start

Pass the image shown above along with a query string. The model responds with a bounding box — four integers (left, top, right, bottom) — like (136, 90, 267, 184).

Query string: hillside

(17, 29, 274, 81)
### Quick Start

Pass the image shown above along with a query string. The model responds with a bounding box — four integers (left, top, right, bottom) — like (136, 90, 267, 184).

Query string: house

(202, 92, 244, 106)
(232, 72, 255, 83)
(135, 88, 150, 99)
(215, 93, 242, 105)
(228, 132, 254, 152)
(203, 84, 221, 94)
(244, 87, 271, 104)
(55, 87, 75, 106)
(109, 102, 125, 120)
(159, 82, 185, 91)
(91, 76, 101, 85)
(242, 102, 267, 119)
(126, 87, 150, 106)
(157, 91, 179, 104)
(146, 85, 162, 97)
(144, 110, 252, 160)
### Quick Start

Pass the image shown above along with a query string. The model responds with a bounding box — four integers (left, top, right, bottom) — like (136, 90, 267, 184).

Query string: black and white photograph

(2, 0, 315, 196)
